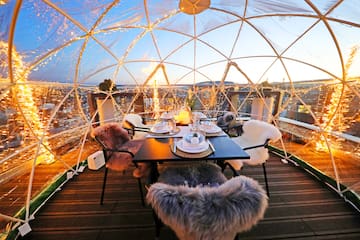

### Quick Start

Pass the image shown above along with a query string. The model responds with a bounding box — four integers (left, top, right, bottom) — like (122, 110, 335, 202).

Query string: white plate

(150, 125, 170, 134)
(199, 124, 222, 134)
(192, 111, 207, 119)
(160, 112, 175, 120)
(176, 139, 209, 153)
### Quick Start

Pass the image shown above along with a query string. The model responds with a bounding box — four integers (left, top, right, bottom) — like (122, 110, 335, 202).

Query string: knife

(207, 139, 215, 153)
(173, 139, 177, 152)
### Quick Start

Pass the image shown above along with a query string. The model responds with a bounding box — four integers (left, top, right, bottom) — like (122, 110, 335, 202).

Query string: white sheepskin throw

(122, 114, 151, 139)
(123, 114, 144, 127)
(229, 120, 282, 170)
(146, 175, 268, 240)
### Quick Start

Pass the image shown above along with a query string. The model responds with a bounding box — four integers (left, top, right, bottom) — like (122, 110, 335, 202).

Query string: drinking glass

(168, 118, 177, 134)
(191, 112, 200, 131)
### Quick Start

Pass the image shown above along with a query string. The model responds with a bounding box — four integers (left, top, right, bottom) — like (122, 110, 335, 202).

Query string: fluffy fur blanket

(147, 172, 268, 240)
(158, 163, 227, 187)
(122, 114, 151, 139)
(216, 112, 236, 127)
(91, 123, 150, 177)
(230, 120, 282, 170)
(216, 112, 243, 136)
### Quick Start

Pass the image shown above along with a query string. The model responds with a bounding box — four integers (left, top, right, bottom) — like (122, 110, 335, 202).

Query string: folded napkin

(178, 139, 208, 153)
(199, 123, 221, 133)
(160, 112, 175, 119)
(182, 140, 205, 148)
(151, 123, 170, 133)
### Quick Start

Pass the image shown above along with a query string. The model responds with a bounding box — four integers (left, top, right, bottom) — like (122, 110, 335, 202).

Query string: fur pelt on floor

(230, 119, 282, 170)
(91, 122, 150, 177)
(147, 173, 268, 240)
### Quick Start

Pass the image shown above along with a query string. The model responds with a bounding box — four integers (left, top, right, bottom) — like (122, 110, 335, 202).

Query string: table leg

(150, 162, 159, 184)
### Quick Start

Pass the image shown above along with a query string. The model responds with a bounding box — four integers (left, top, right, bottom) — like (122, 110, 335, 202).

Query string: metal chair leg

(227, 163, 239, 177)
(262, 163, 270, 197)
(217, 160, 239, 177)
(137, 178, 145, 207)
(100, 167, 109, 205)
(216, 160, 227, 172)
(152, 210, 163, 239)
(101, 167, 145, 206)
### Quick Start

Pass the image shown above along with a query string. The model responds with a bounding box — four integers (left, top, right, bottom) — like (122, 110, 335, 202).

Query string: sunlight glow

(316, 46, 359, 151)
(1, 41, 54, 164)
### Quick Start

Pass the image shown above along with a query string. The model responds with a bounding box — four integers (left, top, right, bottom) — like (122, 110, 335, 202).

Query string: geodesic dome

(1, 0, 360, 238)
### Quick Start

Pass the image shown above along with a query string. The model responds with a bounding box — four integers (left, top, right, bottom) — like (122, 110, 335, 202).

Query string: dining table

(132, 125, 250, 183)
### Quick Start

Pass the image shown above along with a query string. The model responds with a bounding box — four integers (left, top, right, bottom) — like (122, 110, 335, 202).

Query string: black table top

(133, 136, 250, 163)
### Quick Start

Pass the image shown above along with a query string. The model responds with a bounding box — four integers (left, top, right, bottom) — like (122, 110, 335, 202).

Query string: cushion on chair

(216, 112, 243, 136)
(230, 120, 282, 169)
(216, 112, 236, 128)
(123, 114, 151, 139)
(123, 114, 145, 127)
(91, 123, 147, 174)
(147, 173, 268, 240)
(105, 140, 145, 172)
(158, 163, 227, 187)
(92, 122, 130, 149)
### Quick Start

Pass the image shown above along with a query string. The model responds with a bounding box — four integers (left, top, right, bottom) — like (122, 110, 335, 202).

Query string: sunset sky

(1, 0, 359, 86)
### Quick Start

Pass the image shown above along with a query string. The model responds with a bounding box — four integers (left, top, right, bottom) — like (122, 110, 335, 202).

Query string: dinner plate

(199, 124, 222, 134)
(160, 112, 175, 120)
(150, 125, 170, 134)
(176, 139, 209, 153)
(192, 111, 207, 119)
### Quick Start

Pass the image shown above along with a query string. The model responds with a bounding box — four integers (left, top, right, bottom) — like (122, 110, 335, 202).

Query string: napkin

(179, 139, 208, 152)
(150, 123, 170, 133)
(199, 123, 221, 134)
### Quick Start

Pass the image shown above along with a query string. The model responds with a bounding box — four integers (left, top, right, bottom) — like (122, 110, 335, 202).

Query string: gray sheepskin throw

(158, 163, 227, 187)
(216, 112, 243, 136)
(146, 174, 268, 240)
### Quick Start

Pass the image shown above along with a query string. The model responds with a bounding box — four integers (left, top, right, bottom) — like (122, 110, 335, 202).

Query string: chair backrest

(232, 119, 281, 166)
(122, 114, 151, 139)
(157, 163, 228, 187)
(91, 123, 136, 172)
(92, 122, 130, 149)
(216, 112, 243, 136)
(123, 114, 147, 128)
(147, 173, 268, 240)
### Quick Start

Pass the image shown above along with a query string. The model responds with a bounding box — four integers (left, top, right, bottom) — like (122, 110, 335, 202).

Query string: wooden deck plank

(15, 153, 360, 240)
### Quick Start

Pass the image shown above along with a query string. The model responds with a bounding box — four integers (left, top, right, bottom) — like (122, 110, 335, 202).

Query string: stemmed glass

(190, 112, 201, 132)
(168, 117, 177, 134)
(161, 109, 177, 134)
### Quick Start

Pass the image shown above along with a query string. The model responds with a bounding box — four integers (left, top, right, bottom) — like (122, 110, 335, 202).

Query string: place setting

(198, 121, 223, 136)
(171, 131, 215, 158)
(149, 122, 180, 136)
(189, 112, 224, 137)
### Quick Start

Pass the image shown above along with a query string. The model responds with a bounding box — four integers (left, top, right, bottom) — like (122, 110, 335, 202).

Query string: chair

(146, 163, 268, 240)
(216, 111, 243, 137)
(91, 122, 150, 206)
(225, 119, 282, 197)
(122, 113, 151, 139)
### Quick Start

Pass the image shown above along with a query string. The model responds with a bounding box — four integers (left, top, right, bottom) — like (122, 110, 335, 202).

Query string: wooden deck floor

(18, 152, 360, 240)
